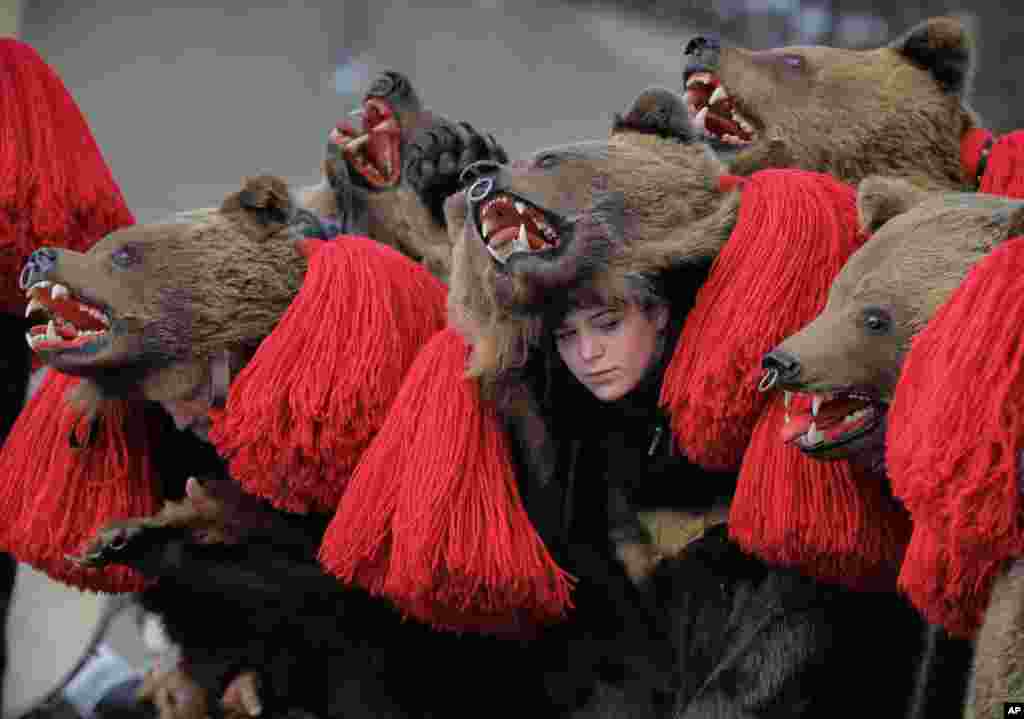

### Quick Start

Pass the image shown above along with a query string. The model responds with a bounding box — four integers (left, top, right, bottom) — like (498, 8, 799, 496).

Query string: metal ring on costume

(467, 177, 494, 204)
(757, 368, 779, 393)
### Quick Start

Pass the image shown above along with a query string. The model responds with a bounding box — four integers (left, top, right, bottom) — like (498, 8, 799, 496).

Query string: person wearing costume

(323, 101, 929, 717)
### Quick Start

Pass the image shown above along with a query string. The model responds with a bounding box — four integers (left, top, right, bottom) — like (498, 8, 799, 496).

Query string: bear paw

(404, 119, 508, 226)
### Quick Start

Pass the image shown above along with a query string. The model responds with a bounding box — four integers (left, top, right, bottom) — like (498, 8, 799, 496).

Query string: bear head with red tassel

(766, 175, 1024, 635)
(1, 172, 449, 593)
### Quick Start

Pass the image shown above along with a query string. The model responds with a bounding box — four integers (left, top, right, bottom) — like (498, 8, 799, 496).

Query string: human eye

(595, 314, 622, 332)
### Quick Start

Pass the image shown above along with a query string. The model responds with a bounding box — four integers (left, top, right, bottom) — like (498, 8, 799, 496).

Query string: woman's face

(554, 299, 668, 402)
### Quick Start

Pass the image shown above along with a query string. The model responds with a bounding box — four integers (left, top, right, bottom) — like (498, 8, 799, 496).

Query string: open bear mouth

(475, 191, 561, 264)
(779, 390, 886, 455)
(684, 71, 758, 147)
(24, 281, 112, 354)
(329, 97, 401, 190)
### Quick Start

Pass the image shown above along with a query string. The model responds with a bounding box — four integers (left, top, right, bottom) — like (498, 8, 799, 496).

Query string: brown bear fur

(24, 175, 305, 415)
(684, 16, 978, 190)
(967, 560, 1024, 718)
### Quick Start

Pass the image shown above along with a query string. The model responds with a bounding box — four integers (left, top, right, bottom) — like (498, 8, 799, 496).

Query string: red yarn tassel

(320, 326, 575, 634)
(979, 131, 1024, 199)
(729, 396, 910, 590)
(888, 238, 1024, 623)
(963, 128, 1024, 199)
(660, 170, 864, 470)
(0, 40, 134, 314)
(210, 236, 447, 514)
(896, 522, 1004, 639)
(0, 371, 158, 593)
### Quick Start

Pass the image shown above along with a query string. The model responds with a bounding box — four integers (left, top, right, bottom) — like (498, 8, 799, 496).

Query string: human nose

(577, 332, 604, 362)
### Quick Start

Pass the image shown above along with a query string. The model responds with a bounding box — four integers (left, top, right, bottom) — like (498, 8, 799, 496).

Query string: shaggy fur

(20, 176, 305, 412)
(684, 17, 978, 190)
(967, 560, 1024, 718)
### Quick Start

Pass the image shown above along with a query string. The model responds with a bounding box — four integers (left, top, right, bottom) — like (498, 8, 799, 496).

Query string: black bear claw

(404, 119, 508, 225)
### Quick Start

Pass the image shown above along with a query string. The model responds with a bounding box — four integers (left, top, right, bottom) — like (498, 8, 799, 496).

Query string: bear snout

(762, 348, 803, 387)
(19, 247, 59, 290)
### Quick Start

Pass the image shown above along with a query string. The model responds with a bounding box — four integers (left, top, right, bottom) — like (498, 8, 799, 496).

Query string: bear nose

(20, 247, 58, 290)
(683, 34, 721, 57)
(761, 349, 802, 385)
(459, 160, 502, 190)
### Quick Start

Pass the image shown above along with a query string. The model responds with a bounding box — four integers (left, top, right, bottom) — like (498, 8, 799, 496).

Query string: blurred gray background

(14, 0, 1024, 223)
(2, 0, 1023, 708)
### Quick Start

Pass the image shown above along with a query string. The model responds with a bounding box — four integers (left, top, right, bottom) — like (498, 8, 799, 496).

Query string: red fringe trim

(729, 396, 910, 590)
(320, 326, 575, 635)
(0, 371, 158, 593)
(209, 237, 447, 514)
(661, 169, 864, 470)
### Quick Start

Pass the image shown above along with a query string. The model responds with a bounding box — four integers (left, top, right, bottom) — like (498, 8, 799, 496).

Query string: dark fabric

(0, 312, 33, 715)
(131, 535, 563, 719)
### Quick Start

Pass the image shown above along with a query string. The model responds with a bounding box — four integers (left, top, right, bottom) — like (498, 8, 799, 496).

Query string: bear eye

(111, 244, 141, 268)
(535, 153, 560, 169)
(780, 54, 805, 70)
(860, 307, 892, 335)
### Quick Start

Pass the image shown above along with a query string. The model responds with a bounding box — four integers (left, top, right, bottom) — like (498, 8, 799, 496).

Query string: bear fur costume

(0, 37, 137, 710)
(766, 180, 1024, 715)
(680, 17, 1024, 715)
(1, 72, 511, 717)
(680, 16, 1012, 193)
(323, 89, 931, 718)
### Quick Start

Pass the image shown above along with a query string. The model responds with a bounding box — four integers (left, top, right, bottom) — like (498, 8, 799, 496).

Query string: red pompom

(320, 326, 575, 634)
(209, 237, 447, 513)
(661, 169, 864, 470)
(0, 40, 134, 314)
(0, 371, 158, 593)
(729, 396, 910, 590)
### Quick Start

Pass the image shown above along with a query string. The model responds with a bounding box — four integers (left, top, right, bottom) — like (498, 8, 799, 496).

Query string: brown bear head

(299, 71, 507, 280)
(682, 16, 977, 190)
(764, 176, 1024, 461)
(444, 87, 735, 385)
(20, 175, 305, 410)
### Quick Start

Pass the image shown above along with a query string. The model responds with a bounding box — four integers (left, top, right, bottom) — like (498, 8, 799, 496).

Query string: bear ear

(890, 16, 975, 97)
(222, 175, 294, 228)
(611, 87, 698, 144)
(857, 176, 929, 235)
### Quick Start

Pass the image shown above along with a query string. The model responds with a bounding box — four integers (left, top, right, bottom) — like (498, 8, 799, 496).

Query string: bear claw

(405, 119, 508, 225)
